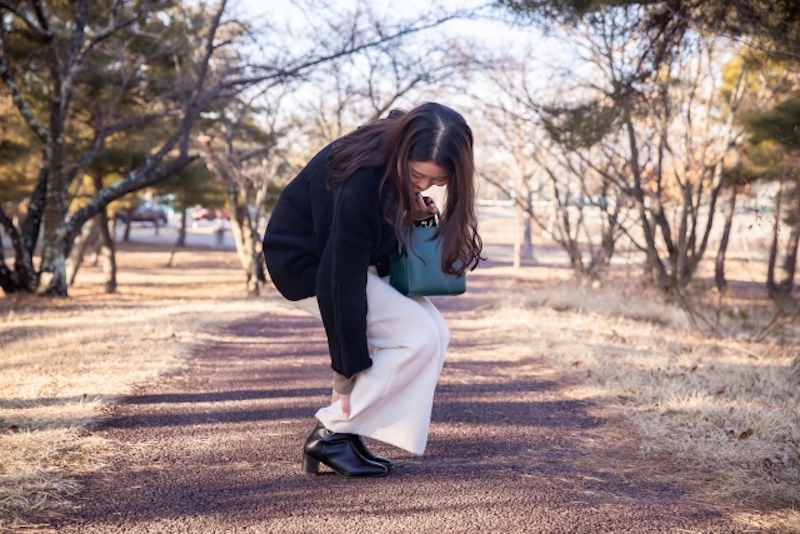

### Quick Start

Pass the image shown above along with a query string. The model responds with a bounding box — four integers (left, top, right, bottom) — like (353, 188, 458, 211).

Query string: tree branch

(64, 0, 147, 113)
(0, 14, 51, 144)
(220, 13, 462, 91)
(196, 0, 228, 94)
(63, 153, 198, 254)
(22, 167, 48, 258)
(29, 0, 51, 33)
(0, 1, 48, 36)
(65, 109, 180, 184)
(0, 204, 37, 291)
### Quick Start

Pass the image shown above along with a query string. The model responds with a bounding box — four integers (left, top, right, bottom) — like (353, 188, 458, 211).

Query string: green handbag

(388, 219, 466, 297)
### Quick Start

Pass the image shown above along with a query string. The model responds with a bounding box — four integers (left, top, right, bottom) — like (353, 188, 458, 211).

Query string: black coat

(263, 143, 398, 378)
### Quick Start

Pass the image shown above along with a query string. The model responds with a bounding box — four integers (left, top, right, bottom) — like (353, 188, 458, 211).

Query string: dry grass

(2, 233, 799, 531)
(0, 243, 286, 530)
(467, 265, 800, 531)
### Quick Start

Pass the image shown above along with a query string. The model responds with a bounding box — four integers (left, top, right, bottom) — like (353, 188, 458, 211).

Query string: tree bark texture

(0, 205, 37, 292)
(715, 187, 738, 291)
(96, 211, 117, 294)
(66, 217, 98, 287)
(22, 168, 48, 259)
(623, 109, 668, 288)
(202, 138, 261, 295)
(0, 229, 16, 293)
(229, 201, 259, 296)
(177, 207, 188, 248)
(37, 38, 71, 296)
(122, 211, 133, 241)
(167, 206, 188, 268)
(767, 183, 783, 297)
(513, 128, 533, 268)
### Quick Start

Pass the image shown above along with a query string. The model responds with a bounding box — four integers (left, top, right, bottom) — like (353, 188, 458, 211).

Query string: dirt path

(55, 274, 750, 534)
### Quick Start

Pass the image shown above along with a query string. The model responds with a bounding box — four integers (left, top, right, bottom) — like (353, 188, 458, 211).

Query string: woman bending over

(262, 102, 482, 477)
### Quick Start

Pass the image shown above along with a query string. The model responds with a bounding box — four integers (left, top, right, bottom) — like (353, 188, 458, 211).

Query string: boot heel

(301, 454, 320, 475)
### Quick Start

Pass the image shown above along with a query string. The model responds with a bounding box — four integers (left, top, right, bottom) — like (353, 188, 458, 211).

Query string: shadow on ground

(55, 294, 750, 533)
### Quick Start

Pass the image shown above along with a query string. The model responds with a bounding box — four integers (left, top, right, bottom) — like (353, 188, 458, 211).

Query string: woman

(262, 102, 482, 478)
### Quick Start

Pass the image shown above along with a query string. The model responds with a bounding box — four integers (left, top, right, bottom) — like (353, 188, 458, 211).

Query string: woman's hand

(331, 390, 351, 418)
(412, 193, 438, 220)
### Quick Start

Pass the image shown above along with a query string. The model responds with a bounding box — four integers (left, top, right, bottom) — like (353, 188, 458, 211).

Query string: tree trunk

(767, 183, 783, 297)
(38, 250, 69, 295)
(200, 138, 260, 295)
(22, 167, 48, 260)
(715, 187, 738, 292)
(521, 187, 534, 260)
(90, 233, 100, 266)
(781, 223, 800, 292)
(513, 202, 526, 269)
(96, 210, 117, 293)
(769, 221, 800, 296)
(253, 180, 269, 284)
(522, 211, 533, 259)
(230, 204, 259, 295)
(791, 354, 800, 385)
(623, 109, 669, 288)
(513, 129, 533, 268)
(598, 200, 619, 273)
(167, 205, 188, 268)
(86, 175, 118, 292)
(66, 217, 98, 286)
(122, 211, 133, 241)
(254, 247, 267, 283)
(37, 195, 70, 296)
(762, 183, 799, 296)
(177, 206, 187, 248)
(0, 215, 37, 293)
(37, 67, 71, 297)
(0, 228, 17, 293)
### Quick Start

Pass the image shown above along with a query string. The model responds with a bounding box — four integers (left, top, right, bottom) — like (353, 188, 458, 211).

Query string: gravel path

(55, 276, 751, 533)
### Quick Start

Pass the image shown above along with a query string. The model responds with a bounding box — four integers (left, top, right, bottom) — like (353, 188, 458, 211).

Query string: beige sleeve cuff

(333, 371, 357, 395)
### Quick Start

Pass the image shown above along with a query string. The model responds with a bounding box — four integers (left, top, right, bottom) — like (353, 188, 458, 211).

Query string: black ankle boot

(348, 435, 393, 469)
(302, 422, 388, 478)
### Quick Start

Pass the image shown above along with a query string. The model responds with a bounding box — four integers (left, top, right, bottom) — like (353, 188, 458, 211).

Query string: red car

(190, 205, 212, 220)
(190, 206, 231, 221)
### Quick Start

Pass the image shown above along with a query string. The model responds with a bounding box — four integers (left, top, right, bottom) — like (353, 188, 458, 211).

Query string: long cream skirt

(293, 269, 449, 455)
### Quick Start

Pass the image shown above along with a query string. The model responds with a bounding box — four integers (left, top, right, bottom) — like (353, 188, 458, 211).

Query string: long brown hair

(327, 102, 483, 276)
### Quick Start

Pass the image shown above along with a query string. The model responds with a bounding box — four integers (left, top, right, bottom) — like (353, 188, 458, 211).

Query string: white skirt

(292, 268, 449, 455)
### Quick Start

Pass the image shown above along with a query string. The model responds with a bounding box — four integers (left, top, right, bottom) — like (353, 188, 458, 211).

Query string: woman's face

(408, 161, 448, 193)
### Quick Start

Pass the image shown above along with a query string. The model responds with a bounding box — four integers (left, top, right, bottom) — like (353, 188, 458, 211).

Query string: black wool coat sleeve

(316, 169, 384, 378)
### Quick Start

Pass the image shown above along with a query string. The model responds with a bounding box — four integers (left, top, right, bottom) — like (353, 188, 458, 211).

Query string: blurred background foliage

(0, 0, 797, 306)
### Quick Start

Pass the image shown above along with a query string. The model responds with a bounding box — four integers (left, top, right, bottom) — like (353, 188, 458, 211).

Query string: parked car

(190, 205, 212, 220)
(115, 203, 168, 225)
(190, 205, 231, 221)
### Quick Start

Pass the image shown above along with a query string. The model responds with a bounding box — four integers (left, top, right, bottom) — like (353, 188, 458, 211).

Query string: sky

(233, 0, 559, 59)
(228, 0, 574, 106)
(225, 0, 582, 176)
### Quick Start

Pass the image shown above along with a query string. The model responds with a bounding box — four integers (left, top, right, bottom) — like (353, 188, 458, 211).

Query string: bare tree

(0, 0, 467, 296)
(0, 0, 236, 295)
(297, 22, 476, 152)
(475, 102, 537, 268)
(200, 90, 294, 295)
(474, 51, 630, 276)
(528, 8, 747, 288)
